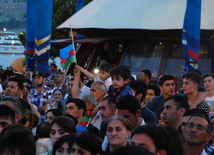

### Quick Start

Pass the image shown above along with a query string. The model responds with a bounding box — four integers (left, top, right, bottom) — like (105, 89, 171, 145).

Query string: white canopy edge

(57, 0, 214, 30)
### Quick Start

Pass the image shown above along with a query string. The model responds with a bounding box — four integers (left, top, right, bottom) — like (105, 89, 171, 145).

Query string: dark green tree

(51, 0, 92, 60)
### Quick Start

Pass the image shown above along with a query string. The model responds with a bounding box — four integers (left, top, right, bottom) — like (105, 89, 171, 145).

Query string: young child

(108, 65, 134, 101)
(78, 62, 112, 89)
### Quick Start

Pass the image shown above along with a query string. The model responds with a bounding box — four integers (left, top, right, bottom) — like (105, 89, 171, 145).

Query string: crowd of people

(0, 62, 213, 155)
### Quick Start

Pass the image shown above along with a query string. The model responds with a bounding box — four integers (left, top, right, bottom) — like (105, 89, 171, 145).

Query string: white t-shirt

(94, 75, 112, 89)
(205, 96, 214, 112)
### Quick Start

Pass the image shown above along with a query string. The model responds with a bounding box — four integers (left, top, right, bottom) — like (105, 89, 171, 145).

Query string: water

(0, 53, 61, 71)
(0, 28, 61, 70)
(0, 53, 24, 69)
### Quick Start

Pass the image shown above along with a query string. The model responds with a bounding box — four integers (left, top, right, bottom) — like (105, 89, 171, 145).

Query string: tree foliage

(51, 0, 92, 60)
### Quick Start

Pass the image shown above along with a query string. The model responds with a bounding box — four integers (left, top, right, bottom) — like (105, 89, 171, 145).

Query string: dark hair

(0, 105, 15, 123)
(66, 98, 86, 116)
(183, 72, 201, 85)
(202, 73, 214, 81)
(101, 96, 117, 110)
(51, 116, 76, 134)
(148, 80, 159, 85)
(159, 75, 174, 86)
(2, 70, 13, 81)
(70, 78, 75, 81)
(117, 95, 141, 115)
(73, 132, 104, 155)
(110, 145, 154, 155)
(8, 77, 24, 90)
(52, 134, 76, 155)
(24, 79, 32, 87)
(45, 108, 63, 117)
(36, 122, 51, 138)
(131, 125, 170, 153)
(141, 69, 152, 80)
(110, 65, 131, 81)
(188, 113, 212, 134)
(190, 69, 202, 76)
(183, 108, 207, 117)
(55, 71, 63, 76)
(50, 63, 57, 68)
(0, 124, 35, 155)
(2, 96, 26, 122)
(53, 89, 64, 97)
(147, 83, 161, 96)
(163, 126, 185, 155)
(99, 62, 112, 73)
(129, 80, 147, 102)
(63, 114, 78, 126)
(165, 95, 189, 112)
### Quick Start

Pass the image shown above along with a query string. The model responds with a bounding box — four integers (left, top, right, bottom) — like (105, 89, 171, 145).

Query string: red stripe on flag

(60, 58, 67, 65)
(187, 48, 199, 61)
(27, 48, 35, 55)
(79, 121, 88, 126)
(69, 49, 75, 57)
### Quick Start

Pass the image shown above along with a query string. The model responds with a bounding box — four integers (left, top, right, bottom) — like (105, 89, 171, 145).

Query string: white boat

(0, 31, 25, 54)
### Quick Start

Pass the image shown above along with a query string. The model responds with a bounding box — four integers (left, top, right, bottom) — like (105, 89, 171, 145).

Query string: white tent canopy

(57, 0, 214, 30)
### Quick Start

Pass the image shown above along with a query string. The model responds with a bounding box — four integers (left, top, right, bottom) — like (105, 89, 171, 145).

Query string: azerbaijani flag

(60, 43, 76, 70)
(182, 0, 201, 73)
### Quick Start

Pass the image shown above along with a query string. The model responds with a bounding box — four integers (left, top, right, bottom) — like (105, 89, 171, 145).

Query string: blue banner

(26, 0, 36, 71)
(35, 0, 53, 77)
(182, 0, 201, 73)
(77, 0, 84, 12)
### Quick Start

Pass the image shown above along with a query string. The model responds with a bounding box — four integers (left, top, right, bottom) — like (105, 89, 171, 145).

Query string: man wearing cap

(30, 71, 53, 115)
(51, 71, 67, 95)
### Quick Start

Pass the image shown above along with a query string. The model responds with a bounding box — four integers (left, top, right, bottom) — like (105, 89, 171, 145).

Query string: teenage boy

(182, 72, 210, 116)
(202, 73, 214, 112)
(146, 75, 175, 119)
(108, 65, 134, 101)
(78, 62, 112, 89)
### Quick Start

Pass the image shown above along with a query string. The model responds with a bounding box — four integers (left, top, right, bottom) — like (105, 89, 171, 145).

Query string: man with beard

(6, 78, 23, 97)
(183, 113, 213, 155)
(30, 71, 53, 115)
(52, 71, 67, 95)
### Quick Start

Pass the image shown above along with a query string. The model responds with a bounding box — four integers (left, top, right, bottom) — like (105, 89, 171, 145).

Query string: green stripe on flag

(61, 56, 76, 70)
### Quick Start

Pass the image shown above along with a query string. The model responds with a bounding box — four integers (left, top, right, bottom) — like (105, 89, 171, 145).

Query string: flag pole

(70, 24, 77, 66)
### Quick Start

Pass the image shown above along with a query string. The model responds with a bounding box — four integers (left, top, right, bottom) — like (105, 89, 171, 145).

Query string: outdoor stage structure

(56, 0, 214, 91)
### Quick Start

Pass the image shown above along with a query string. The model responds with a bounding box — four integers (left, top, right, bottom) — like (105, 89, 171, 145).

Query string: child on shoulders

(78, 63, 112, 89)
(108, 65, 134, 101)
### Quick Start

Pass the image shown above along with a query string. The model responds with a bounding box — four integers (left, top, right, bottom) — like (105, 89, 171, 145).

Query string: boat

(0, 30, 25, 54)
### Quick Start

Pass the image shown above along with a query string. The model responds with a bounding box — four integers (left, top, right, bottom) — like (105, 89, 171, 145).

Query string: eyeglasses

(186, 122, 207, 132)
(182, 122, 187, 127)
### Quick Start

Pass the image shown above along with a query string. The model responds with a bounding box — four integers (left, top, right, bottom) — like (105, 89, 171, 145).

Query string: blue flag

(35, 0, 53, 77)
(182, 0, 201, 73)
(77, 0, 84, 12)
(26, 0, 36, 71)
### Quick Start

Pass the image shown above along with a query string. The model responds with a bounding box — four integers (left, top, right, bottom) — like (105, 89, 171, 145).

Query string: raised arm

(77, 65, 95, 81)
(72, 67, 81, 99)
